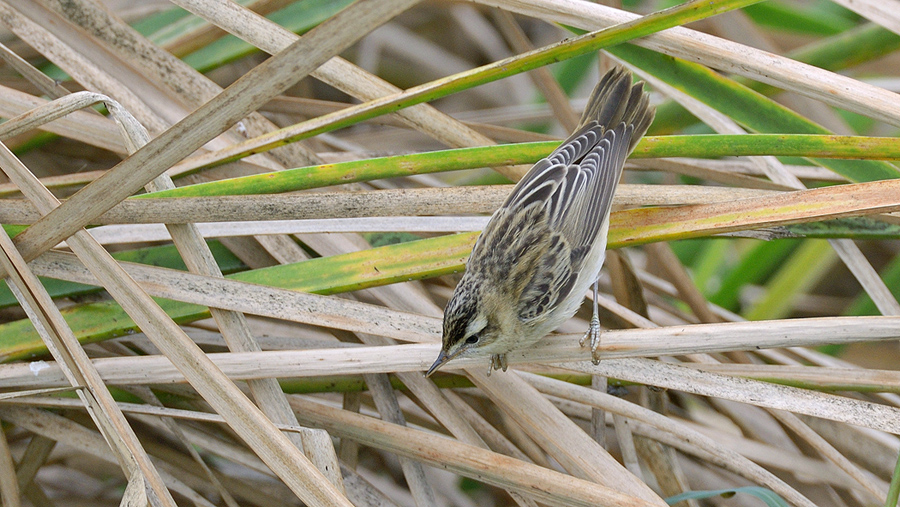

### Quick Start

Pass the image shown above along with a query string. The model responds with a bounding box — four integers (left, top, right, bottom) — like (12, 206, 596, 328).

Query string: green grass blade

(708, 240, 798, 311)
(784, 217, 900, 240)
(678, 238, 732, 296)
(150, 134, 900, 198)
(742, 1, 854, 35)
(887, 450, 900, 507)
(131, 5, 193, 43)
(772, 24, 900, 84)
(743, 240, 838, 320)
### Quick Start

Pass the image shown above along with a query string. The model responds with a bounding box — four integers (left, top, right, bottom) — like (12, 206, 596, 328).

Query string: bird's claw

(487, 353, 508, 376)
(580, 315, 602, 364)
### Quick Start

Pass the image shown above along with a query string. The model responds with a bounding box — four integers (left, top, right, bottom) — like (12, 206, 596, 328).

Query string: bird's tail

(578, 66, 655, 153)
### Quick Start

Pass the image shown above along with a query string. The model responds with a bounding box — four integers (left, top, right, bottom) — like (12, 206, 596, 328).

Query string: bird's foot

(579, 315, 602, 365)
(487, 353, 508, 376)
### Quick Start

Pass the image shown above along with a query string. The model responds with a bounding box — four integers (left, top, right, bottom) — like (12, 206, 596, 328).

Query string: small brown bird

(426, 66, 654, 376)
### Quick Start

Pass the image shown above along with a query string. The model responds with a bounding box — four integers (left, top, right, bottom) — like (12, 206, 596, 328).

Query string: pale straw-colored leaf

(768, 409, 887, 503)
(0, 1, 434, 496)
(0, 418, 20, 507)
(0, 84, 125, 153)
(524, 373, 816, 506)
(565, 358, 900, 434)
(120, 471, 148, 507)
(6, 316, 900, 389)
(107, 59, 345, 489)
(686, 362, 900, 392)
(467, 369, 664, 503)
(0, 138, 350, 504)
(0, 387, 77, 400)
(492, 10, 580, 131)
(363, 372, 437, 505)
(12, 435, 55, 499)
(40, 0, 318, 168)
(0, 406, 213, 504)
(0, 222, 176, 506)
(3, 396, 657, 507)
(0, 0, 896, 502)
(0, 184, 777, 225)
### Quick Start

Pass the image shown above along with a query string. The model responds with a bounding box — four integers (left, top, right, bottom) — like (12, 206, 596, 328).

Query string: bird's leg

(579, 279, 602, 364)
(487, 353, 508, 375)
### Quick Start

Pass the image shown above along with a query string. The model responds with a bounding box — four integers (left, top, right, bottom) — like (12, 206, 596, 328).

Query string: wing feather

(500, 159, 566, 210)
(556, 124, 633, 256)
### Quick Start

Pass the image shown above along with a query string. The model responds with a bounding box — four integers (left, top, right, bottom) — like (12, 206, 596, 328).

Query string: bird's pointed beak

(425, 349, 451, 377)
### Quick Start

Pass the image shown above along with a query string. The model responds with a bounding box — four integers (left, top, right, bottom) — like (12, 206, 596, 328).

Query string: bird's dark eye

(465, 335, 479, 345)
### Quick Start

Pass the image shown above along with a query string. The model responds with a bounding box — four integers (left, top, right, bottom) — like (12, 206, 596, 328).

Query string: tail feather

(577, 66, 655, 153)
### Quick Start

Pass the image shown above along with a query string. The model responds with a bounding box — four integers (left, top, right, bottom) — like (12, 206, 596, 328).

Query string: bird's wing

(515, 123, 633, 323)
(549, 123, 632, 254)
(498, 66, 653, 324)
(515, 226, 576, 321)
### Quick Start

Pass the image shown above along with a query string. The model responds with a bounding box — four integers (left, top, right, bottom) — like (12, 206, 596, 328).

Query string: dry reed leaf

(633, 417, 855, 488)
(43, 0, 320, 168)
(630, 158, 844, 187)
(492, 10, 580, 131)
(0, 405, 223, 504)
(612, 177, 900, 244)
(528, 374, 812, 505)
(468, 368, 665, 502)
(564, 358, 900, 434)
(29, 249, 440, 341)
(286, 394, 663, 507)
(0, 84, 125, 153)
(12, 435, 55, 503)
(0, 184, 776, 225)
(1, 395, 658, 507)
(0, 420, 20, 507)
(0, 215, 176, 505)
(0, 136, 352, 504)
(105, 46, 348, 492)
(7, 316, 900, 390)
(768, 409, 887, 502)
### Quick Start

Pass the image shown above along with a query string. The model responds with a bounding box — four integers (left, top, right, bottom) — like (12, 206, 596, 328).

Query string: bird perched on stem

(426, 66, 655, 377)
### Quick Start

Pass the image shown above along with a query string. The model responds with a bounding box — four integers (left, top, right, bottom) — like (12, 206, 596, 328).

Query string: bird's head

(425, 278, 503, 376)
